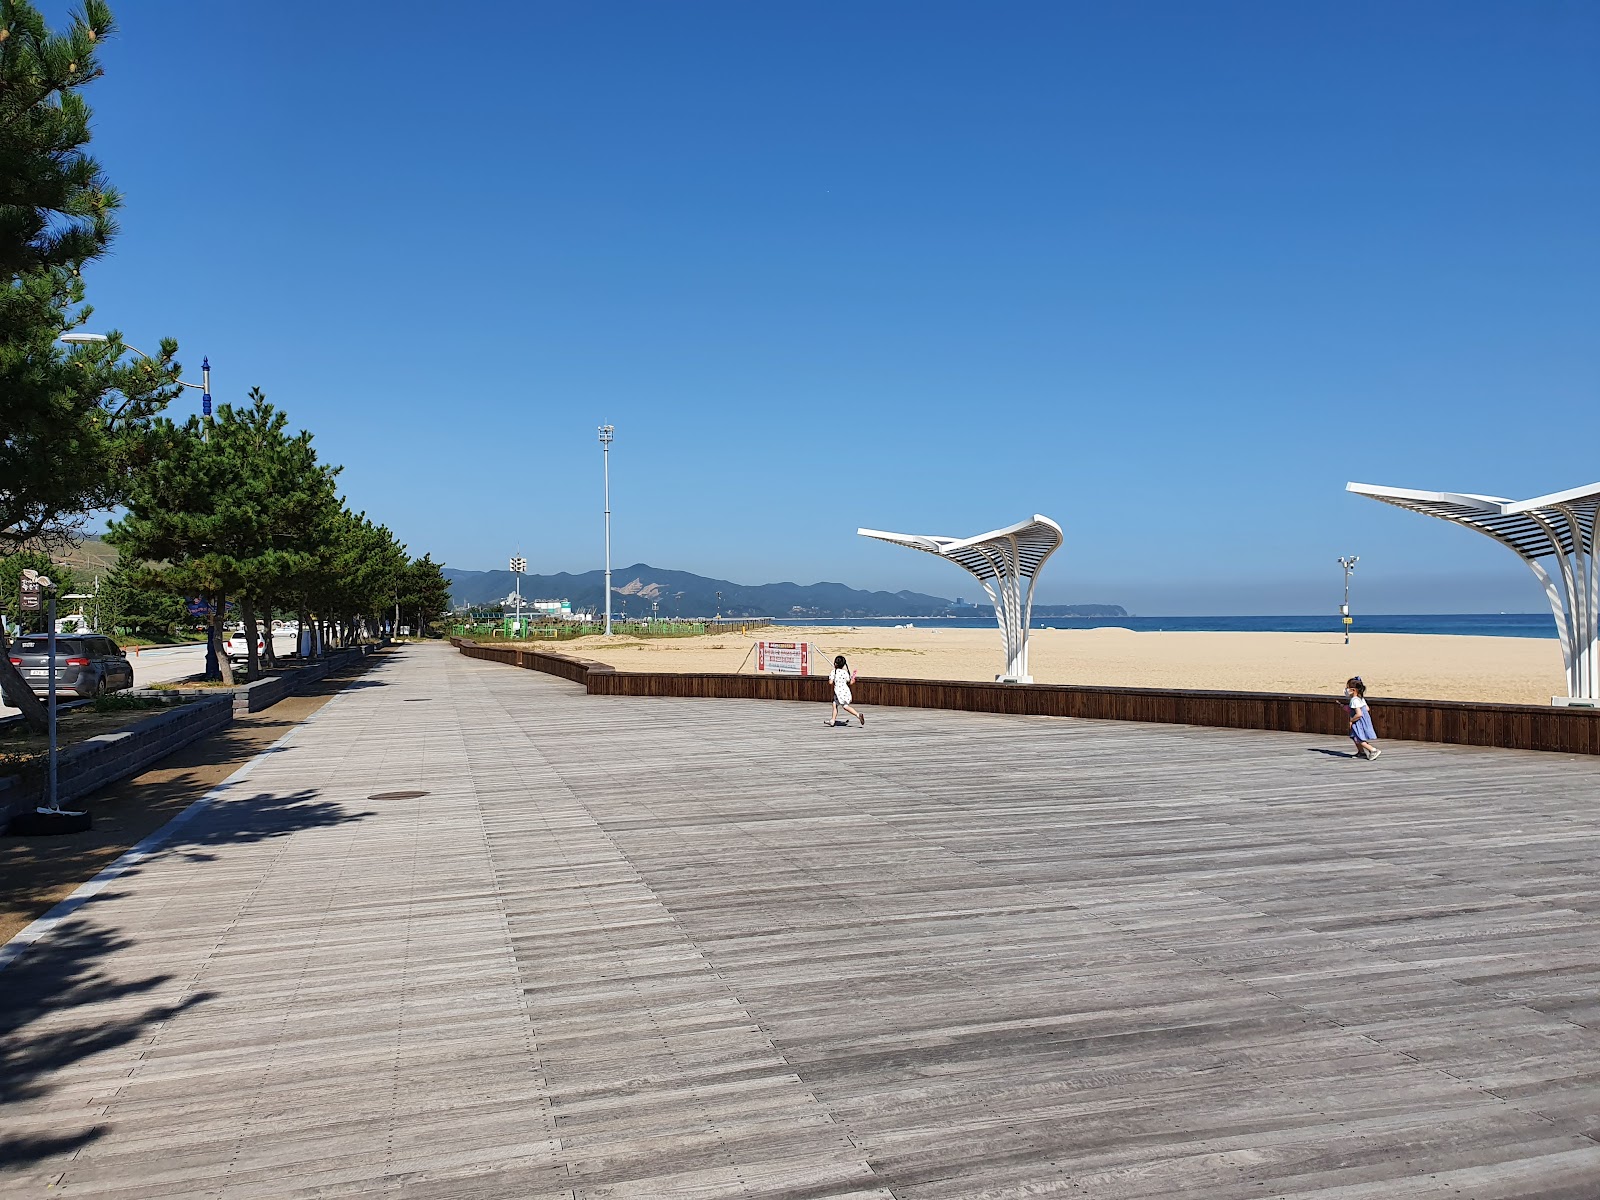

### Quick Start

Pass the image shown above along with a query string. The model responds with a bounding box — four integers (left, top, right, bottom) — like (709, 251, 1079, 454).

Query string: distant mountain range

(443, 563, 1125, 620)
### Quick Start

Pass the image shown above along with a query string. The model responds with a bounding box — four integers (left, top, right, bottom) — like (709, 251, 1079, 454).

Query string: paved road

(2, 644, 1598, 1198)
(2, 637, 297, 718)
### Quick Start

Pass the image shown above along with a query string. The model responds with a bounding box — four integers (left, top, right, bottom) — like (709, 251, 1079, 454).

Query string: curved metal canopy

(859, 515, 1064, 682)
(1347, 481, 1600, 700)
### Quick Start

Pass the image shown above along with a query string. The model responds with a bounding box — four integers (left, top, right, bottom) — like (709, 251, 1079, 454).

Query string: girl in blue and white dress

(827, 655, 865, 728)
(1345, 676, 1381, 760)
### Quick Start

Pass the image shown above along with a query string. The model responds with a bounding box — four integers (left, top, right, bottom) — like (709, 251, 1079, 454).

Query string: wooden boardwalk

(3, 644, 1599, 1199)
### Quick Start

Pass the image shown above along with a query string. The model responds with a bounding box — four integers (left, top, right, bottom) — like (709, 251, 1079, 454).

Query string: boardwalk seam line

(0, 709, 325, 973)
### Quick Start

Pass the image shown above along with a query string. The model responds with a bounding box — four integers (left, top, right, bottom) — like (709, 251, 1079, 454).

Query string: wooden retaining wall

(451, 639, 1600, 756)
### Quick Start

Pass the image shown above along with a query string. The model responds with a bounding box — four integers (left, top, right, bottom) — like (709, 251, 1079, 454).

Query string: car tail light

(64, 657, 90, 667)
(7, 658, 19, 666)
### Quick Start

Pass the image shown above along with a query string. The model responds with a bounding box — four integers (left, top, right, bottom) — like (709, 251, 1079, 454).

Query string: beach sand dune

(536, 626, 1566, 705)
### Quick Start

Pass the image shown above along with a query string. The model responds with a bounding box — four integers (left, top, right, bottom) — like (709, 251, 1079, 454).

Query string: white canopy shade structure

(859, 515, 1064, 683)
(1347, 481, 1600, 702)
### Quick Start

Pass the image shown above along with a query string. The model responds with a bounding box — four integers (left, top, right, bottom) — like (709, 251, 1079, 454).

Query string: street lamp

(599, 425, 614, 637)
(60, 332, 211, 417)
(64, 333, 221, 675)
(716, 590, 722, 620)
(510, 555, 526, 635)
(1338, 556, 1359, 645)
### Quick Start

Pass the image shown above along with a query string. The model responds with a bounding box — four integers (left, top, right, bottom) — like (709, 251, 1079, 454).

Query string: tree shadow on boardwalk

(0, 786, 370, 1177)
(0, 650, 398, 946)
(0, 920, 209, 1166)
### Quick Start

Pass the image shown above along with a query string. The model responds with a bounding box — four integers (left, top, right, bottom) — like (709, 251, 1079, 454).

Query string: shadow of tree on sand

(0, 786, 370, 1179)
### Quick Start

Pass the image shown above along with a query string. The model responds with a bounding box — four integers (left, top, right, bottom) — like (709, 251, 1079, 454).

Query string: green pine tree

(98, 551, 186, 640)
(0, 0, 181, 729)
(397, 554, 452, 638)
(0, 550, 75, 636)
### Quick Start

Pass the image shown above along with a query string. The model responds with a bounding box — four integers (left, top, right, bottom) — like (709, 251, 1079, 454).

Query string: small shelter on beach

(859, 515, 1064, 683)
(1348, 481, 1600, 703)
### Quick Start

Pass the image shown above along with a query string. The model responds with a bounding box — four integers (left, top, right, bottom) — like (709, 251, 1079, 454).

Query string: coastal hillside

(443, 563, 1125, 620)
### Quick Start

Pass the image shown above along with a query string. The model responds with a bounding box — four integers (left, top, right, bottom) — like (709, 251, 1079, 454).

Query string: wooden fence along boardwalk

(3, 644, 1599, 1198)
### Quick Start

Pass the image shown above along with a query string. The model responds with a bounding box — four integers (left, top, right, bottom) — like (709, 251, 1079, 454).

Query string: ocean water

(770, 614, 1557, 639)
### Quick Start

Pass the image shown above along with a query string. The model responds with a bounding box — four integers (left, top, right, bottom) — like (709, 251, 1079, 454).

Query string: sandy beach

(533, 625, 1567, 705)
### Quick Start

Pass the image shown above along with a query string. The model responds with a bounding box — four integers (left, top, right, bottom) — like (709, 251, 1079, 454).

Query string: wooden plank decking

(2, 644, 1598, 1198)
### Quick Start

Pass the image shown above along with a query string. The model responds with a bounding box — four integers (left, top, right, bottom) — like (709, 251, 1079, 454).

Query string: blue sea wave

(770, 614, 1557, 639)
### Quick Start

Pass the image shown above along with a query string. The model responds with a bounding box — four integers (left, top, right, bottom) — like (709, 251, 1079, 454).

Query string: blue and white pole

(599, 425, 614, 636)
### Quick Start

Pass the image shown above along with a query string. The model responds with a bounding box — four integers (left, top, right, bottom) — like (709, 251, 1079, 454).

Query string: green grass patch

(91, 693, 168, 713)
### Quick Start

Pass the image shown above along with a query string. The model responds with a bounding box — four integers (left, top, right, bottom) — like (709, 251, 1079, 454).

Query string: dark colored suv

(4, 634, 135, 702)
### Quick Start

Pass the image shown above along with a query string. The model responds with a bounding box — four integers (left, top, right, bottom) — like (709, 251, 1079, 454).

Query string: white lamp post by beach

(599, 425, 614, 637)
(1338, 556, 1359, 645)
(510, 555, 526, 634)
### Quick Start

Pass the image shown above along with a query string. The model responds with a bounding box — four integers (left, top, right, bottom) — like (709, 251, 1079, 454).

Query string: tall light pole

(716, 590, 722, 620)
(60, 332, 211, 419)
(599, 425, 614, 636)
(1338, 556, 1359, 645)
(61, 333, 220, 674)
(510, 555, 526, 635)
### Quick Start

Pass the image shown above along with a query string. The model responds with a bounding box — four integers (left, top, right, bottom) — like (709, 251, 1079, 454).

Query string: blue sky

(66, 1, 1599, 614)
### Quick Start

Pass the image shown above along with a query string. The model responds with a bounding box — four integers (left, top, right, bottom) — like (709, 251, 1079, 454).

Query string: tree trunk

(262, 601, 277, 669)
(212, 595, 234, 686)
(0, 622, 50, 734)
(298, 606, 313, 660)
(242, 599, 261, 682)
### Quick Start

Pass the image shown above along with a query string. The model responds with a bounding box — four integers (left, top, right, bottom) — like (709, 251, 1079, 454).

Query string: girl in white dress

(827, 655, 865, 727)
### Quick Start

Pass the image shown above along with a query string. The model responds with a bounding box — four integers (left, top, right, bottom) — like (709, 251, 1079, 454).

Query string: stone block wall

(1, 696, 234, 827)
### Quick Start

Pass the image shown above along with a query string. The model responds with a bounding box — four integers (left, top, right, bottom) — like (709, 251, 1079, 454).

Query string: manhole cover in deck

(368, 790, 430, 801)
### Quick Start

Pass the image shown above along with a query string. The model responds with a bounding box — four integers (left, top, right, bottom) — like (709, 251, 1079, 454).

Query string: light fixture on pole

(716, 590, 722, 620)
(59, 332, 211, 417)
(510, 555, 526, 635)
(599, 425, 614, 637)
(1338, 556, 1359, 645)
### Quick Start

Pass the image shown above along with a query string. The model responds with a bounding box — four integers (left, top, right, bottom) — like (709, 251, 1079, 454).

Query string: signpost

(19, 570, 79, 819)
(186, 596, 222, 678)
(756, 641, 814, 675)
